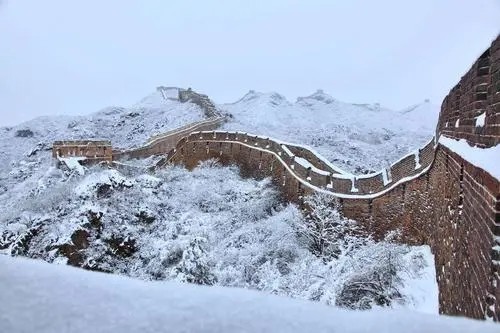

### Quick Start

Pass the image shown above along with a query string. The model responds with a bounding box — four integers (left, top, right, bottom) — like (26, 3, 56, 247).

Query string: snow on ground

(439, 136, 500, 179)
(0, 255, 494, 333)
(221, 90, 439, 173)
(398, 246, 439, 314)
(0, 162, 438, 313)
(58, 157, 86, 175)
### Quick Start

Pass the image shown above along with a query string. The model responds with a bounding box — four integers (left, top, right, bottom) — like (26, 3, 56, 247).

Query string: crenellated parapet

(161, 130, 436, 198)
(52, 140, 112, 163)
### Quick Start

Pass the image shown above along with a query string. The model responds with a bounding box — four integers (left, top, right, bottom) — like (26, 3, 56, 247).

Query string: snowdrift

(0, 255, 494, 333)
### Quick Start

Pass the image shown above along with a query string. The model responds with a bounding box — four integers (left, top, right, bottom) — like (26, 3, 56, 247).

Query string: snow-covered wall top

(437, 34, 500, 148)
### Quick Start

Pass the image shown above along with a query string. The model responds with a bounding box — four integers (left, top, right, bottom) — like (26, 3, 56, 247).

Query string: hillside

(0, 87, 204, 177)
(0, 87, 438, 208)
(0, 87, 439, 178)
(0, 161, 437, 312)
(1, 255, 495, 333)
(0, 87, 441, 315)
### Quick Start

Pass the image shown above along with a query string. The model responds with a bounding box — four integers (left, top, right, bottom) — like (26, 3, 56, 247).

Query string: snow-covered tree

(173, 237, 216, 285)
(296, 192, 360, 258)
(334, 240, 409, 310)
(293, 192, 418, 310)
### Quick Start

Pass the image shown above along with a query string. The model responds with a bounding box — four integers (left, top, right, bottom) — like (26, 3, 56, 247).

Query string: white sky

(1, 0, 499, 126)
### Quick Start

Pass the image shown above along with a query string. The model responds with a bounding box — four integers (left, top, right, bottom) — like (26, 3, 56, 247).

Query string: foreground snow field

(0, 255, 494, 333)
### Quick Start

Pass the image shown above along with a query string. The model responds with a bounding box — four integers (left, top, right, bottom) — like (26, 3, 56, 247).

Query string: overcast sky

(1, 1, 499, 126)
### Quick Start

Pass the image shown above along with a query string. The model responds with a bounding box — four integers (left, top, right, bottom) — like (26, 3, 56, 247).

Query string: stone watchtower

(52, 140, 113, 164)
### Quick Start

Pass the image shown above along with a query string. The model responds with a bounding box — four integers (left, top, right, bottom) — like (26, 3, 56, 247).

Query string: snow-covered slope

(0, 162, 438, 312)
(0, 87, 205, 202)
(0, 255, 493, 333)
(0, 87, 204, 175)
(0, 87, 438, 185)
(221, 90, 439, 173)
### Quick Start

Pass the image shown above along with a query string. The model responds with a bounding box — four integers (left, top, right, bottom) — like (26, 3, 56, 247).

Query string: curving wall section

(160, 131, 435, 199)
(161, 128, 498, 321)
(156, 35, 500, 321)
(112, 117, 226, 161)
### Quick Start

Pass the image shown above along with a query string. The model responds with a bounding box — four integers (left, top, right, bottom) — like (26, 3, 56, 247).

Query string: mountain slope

(0, 87, 204, 173)
(0, 88, 443, 317)
(0, 87, 439, 220)
(0, 88, 205, 198)
(220, 90, 439, 173)
(0, 162, 437, 312)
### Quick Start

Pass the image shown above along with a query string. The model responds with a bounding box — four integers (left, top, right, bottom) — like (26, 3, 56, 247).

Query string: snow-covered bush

(173, 237, 217, 285)
(334, 240, 408, 310)
(294, 192, 416, 310)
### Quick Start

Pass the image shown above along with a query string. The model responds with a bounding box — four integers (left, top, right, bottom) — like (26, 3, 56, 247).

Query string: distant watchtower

(52, 140, 113, 164)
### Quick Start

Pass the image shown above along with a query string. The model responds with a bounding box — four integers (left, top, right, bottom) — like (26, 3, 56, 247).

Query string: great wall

(53, 35, 500, 320)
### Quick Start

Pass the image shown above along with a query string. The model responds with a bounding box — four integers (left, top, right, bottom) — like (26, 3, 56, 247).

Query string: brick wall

(285, 144, 342, 175)
(164, 131, 435, 196)
(112, 117, 225, 161)
(165, 34, 500, 318)
(438, 35, 500, 147)
(365, 146, 499, 320)
(167, 129, 499, 320)
(124, 34, 500, 320)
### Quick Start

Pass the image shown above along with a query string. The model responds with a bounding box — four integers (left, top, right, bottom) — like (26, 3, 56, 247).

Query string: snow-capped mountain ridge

(0, 86, 438, 180)
(230, 90, 291, 107)
(220, 89, 438, 173)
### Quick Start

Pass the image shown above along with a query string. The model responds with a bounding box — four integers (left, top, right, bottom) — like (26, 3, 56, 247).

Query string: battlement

(162, 131, 435, 198)
(52, 140, 112, 163)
